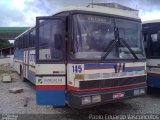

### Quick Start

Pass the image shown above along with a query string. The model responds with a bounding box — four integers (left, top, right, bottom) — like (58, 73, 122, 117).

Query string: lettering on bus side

(37, 77, 65, 85)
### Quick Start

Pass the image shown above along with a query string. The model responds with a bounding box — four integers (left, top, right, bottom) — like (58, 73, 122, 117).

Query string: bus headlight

(92, 95, 101, 103)
(134, 88, 145, 96)
(140, 89, 145, 94)
(82, 96, 91, 105)
(134, 89, 140, 96)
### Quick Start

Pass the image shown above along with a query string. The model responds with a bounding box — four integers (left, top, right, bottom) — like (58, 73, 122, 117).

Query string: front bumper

(67, 85, 147, 109)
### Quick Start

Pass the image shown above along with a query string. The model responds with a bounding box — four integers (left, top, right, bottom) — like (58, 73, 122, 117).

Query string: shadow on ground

(147, 87, 160, 98)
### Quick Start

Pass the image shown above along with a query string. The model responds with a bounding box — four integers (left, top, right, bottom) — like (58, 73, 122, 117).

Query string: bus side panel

(14, 60, 21, 74)
(14, 49, 24, 74)
(27, 49, 36, 84)
(28, 66, 36, 84)
(147, 73, 160, 88)
(23, 49, 28, 79)
(36, 64, 66, 106)
(147, 59, 160, 88)
(36, 90, 65, 105)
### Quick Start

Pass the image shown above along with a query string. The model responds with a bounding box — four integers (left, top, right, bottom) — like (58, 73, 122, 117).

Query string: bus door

(35, 17, 66, 106)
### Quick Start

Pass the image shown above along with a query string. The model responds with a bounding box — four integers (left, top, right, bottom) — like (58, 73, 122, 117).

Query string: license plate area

(113, 92, 125, 99)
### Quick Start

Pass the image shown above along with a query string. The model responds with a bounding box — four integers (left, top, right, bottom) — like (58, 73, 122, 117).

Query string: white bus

(143, 20, 160, 88)
(14, 5, 146, 108)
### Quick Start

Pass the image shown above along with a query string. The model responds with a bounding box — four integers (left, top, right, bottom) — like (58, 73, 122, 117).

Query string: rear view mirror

(54, 34, 63, 49)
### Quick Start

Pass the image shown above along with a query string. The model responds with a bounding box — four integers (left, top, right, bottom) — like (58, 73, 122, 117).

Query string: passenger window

(37, 19, 65, 61)
(146, 33, 160, 57)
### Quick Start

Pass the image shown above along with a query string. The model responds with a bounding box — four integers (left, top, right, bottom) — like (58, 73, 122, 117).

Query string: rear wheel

(20, 65, 27, 82)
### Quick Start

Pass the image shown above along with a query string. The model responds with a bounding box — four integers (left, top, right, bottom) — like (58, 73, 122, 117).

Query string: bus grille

(79, 75, 146, 90)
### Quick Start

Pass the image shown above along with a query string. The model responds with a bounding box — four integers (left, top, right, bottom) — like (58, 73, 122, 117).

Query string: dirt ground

(0, 64, 160, 120)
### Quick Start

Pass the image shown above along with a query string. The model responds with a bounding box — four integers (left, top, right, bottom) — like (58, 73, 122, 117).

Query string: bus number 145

(72, 65, 82, 73)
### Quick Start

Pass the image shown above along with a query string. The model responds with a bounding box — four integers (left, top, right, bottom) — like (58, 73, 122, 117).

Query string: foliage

(0, 40, 13, 49)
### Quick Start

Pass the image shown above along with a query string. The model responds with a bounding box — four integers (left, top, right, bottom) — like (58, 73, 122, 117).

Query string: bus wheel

(20, 66, 27, 82)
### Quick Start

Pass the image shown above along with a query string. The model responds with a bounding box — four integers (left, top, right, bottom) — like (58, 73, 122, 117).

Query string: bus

(14, 5, 146, 108)
(143, 20, 160, 88)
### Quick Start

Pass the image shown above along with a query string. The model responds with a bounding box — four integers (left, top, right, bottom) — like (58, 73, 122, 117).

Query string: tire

(20, 66, 27, 82)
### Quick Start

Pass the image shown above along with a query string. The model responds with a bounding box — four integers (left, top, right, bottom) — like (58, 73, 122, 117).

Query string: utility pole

(92, 0, 94, 8)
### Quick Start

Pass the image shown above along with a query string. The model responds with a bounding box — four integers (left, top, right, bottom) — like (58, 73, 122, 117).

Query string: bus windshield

(116, 19, 145, 59)
(71, 14, 145, 60)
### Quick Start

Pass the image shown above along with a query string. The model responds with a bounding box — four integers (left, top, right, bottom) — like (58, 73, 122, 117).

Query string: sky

(0, 0, 160, 27)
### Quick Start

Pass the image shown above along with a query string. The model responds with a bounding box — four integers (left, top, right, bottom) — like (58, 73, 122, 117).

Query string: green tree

(0, 40, 13, 49)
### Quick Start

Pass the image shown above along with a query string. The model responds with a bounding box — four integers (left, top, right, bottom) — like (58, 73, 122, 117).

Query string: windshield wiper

(119, 38, 138, 60)
(101, 26, 121, 61)
(101, 27, 139, 61)
(101, 39, 118, 61)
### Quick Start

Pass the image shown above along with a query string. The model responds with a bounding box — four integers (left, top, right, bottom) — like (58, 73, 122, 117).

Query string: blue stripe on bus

(147, 75, 160, 88)
(85, 63, 144, 72)
(14, 49, 24, 60)
(85, 63, 116, 69)
(36, 90, 65, 106)
(123, 68, 145, 72)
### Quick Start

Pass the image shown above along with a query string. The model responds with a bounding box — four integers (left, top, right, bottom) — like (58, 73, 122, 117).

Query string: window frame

(29, 28, 35, 48)
(36, 16, 66, 64)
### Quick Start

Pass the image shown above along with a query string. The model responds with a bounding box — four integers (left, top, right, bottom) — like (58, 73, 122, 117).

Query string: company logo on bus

(37, 77, 64, 85)
(114, 63, 125, 73)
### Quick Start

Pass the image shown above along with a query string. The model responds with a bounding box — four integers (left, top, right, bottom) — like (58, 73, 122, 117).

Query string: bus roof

(54, 6, 140, 20)
(15, 27, 33, 39)
(15, 5, 140, 39)
(143, 19, 160, 24)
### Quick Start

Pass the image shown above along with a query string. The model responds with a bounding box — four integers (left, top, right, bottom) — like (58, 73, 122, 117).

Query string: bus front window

(71, 14, 145, 60)
(116, 19, 145, 59)
(71, 14, 115, 60)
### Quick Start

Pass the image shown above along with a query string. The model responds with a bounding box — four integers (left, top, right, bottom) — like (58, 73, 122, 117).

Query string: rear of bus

(35, 7, 147, 108)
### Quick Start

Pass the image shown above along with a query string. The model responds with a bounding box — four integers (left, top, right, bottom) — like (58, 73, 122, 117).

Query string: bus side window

(147, 34, 153, 57)
(23, 35, 26, 48)
(50, 23, 64, 60)
(157, 31, 160, 45)
(27, 33, 29, 48)
(30, 29, 36, 47)
(147, 33, 160, 57)
(19, 38, 21, 49)
(143, 34, 147, 55)
(21, 37, 23, 49)
(29, 32, 31, 48)
(151, 34, 157, 56)
(38, 19, 65, 61)
(30, 31, 32, 47)
(32, 29, 36, 47)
